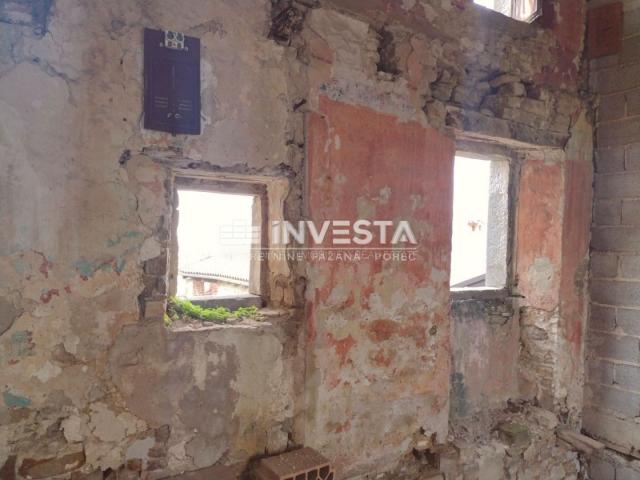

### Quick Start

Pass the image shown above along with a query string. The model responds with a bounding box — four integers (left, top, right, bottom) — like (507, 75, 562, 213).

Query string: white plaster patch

(412, 285, 436, 310)
(89, 403, 127, 443)
(440, 0, 453, 11)
(126, 436, 155, 461)
(378, 186, 392, 204)
(390, 289, 408, 312)
(167, 440, 188, 470)
(527, 257, 555, 293)
(334, 134, 341, 150)
(422, 3, 438, 21)
(324, 127, 336, 153)
(356, 197, 376, 218)
(410, 194, 425, 211)
(62, 414, 86, 443)
(201, 58, 217, 92)
(429, 268, 449, 284)
(401, 0, 417, 10)
(266, 426, 288, 453)
(139, 237, 161, 262)
(367, 292, 384, 312)
(327, 284, 351, 306)
(193, 341, 208, 390)
(35, 361, 62, 382)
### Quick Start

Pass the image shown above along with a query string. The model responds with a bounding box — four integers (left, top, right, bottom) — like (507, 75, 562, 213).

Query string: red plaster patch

(36, 252, 52, 279)
(516, 159, 563, 310)
(368, 319, 398, 342)
(588, 3, 623, 59)
(370, 348, 394, 367)
(367, 317, 427, 347)
(305, 96, 454, 468)
(307, 300, 317, 343)
(140, 179, 163, 196)
(327, 333, 356, 367)
(560, 160, 592, 355)
(327, 420, 352, 434)
(535, 0, 586, 88)
(40, 289, 59, 304)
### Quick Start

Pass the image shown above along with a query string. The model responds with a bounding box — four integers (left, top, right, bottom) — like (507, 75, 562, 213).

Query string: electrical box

(144, 28, 201, 135)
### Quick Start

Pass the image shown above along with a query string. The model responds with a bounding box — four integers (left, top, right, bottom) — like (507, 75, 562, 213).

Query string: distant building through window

(450, 155, 509, 289)
(175, 190, 257, 300)
(474, 0, 540, 23)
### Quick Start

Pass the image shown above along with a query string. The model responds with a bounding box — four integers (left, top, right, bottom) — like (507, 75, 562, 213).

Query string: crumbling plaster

(0, 0, 594, 478)
(305, 96, 454, 476)
(1, 0, 303, 477)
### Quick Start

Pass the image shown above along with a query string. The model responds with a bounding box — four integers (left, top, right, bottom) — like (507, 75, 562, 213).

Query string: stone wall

(0, 1, 305, 478)
(586, 0, 640, 465)
(295, 0, 593, 475)
(0, 0, 594, 479)
(450, 296, 520, 419)
(516, 143, 593, 424)
(446, 405, 583, 480)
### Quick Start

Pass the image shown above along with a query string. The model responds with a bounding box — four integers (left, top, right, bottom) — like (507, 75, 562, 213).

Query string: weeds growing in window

(165, 296, 258, 325)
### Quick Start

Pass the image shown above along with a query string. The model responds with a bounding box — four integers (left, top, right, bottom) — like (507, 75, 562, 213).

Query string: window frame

(449, 148, 517, 301)
(169, 175, 269, 309)
(473, 0, 542, 23)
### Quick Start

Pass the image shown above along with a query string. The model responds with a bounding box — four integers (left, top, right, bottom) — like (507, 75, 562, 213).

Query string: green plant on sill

(166, 296, 259, 325)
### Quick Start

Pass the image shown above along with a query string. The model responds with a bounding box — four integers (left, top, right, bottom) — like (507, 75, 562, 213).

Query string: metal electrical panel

(144, 28, 201, 135)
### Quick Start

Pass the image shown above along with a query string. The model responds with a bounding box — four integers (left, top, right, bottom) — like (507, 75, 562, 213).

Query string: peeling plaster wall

(516, 154, 566, 411)
(0, 0, 304, 478)
(294, 0, 593, 475)
(305, 97, 454, 476)
(515, 141, 593, 425)
(0, 0, 595, 479)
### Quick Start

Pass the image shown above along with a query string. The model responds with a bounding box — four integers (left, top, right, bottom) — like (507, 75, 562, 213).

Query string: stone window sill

(166, 308, 295, 333)
(188, 293, 263, 310)
(450, 287, 509, 302)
